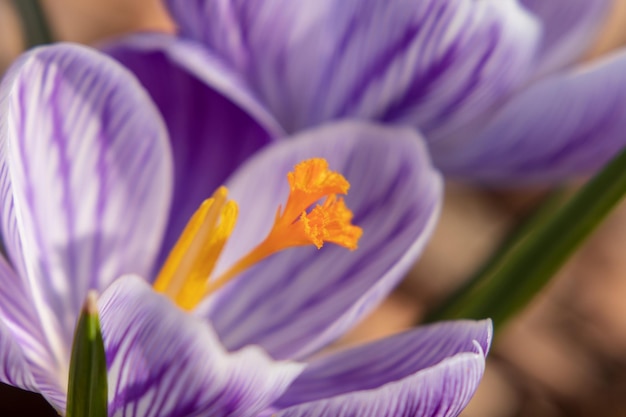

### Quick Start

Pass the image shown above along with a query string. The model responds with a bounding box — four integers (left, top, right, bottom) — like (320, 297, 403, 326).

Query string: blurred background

(1, 1, 626, 416)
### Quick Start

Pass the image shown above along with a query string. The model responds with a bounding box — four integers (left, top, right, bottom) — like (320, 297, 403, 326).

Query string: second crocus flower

(108, 0, 626, 182)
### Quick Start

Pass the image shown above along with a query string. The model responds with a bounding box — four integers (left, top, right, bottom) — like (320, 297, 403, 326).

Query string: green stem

(425, 147, 626, 331)
(11, 0, 55, 47)
(425, 188, 567, 323)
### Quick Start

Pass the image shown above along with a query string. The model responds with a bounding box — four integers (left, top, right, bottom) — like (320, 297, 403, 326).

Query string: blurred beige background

(1, 1, 626, 416)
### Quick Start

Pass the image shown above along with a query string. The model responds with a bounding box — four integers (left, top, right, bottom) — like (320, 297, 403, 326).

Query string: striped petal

(0, 318, 36, 393)
(99, 276, 304, 417)
(0, 43, 173, 384)
(167, 0, 539, 138)
(276, 320, 491, 408)
(521, 0, 611, 76)
(198, 121, 442, 359)
(0, 255, 65, 409)
(105, 33, 282, 262)
(0, 278, 38, 396)
(273, 320, 491, 417)
(433, 48, 626, 182)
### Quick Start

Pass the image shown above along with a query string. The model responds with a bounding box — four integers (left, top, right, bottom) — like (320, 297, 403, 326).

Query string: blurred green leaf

(425, 147, 626, 331)
(66, 291, 107, 417)
(11, 0, 54, 47)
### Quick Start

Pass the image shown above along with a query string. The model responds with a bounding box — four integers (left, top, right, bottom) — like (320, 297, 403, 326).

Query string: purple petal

(0, 318, 36, 390)
(0, 255, 66, 409)
(0, 264, 36, 391)
(167, 0, 539, 138)
(197, 121, 442, 359)
(521, 0, 611, 76)
(433, 49, 626, 182)
(0, 43, 173, 369)
(276, 320, 491, 407)
(272, 320, 490, 417)
(99, 276, 304, 417)
(274, 356, 485, 417)
(104, 33, 283, 260)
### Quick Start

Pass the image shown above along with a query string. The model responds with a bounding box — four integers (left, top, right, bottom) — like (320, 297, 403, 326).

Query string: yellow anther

(153, 186, 238, 310)
(154, 158, 362, 310)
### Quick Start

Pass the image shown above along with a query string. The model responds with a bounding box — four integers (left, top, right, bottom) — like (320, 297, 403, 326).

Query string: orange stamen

(154, 158, 362, 310)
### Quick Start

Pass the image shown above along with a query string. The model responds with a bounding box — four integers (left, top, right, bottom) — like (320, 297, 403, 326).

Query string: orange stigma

(153, 158, 362, 310)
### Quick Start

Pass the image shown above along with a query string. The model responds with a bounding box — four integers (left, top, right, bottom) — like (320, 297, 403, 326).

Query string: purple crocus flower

(0, 43, 491, 416)
(105, 0, 626, 183)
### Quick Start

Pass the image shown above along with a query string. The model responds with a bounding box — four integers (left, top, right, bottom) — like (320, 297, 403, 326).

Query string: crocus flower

(0, 43, 491, 416)
(105, 0, 626, 183)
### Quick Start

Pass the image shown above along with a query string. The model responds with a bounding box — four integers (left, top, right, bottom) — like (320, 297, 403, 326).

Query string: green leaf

(66, 291, 108, 417)
(11, 0, 55, 47)
(425, 147, 626, 331)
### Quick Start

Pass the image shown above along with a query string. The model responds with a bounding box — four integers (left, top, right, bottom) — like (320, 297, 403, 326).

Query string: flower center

(153, 158, 363, 310)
